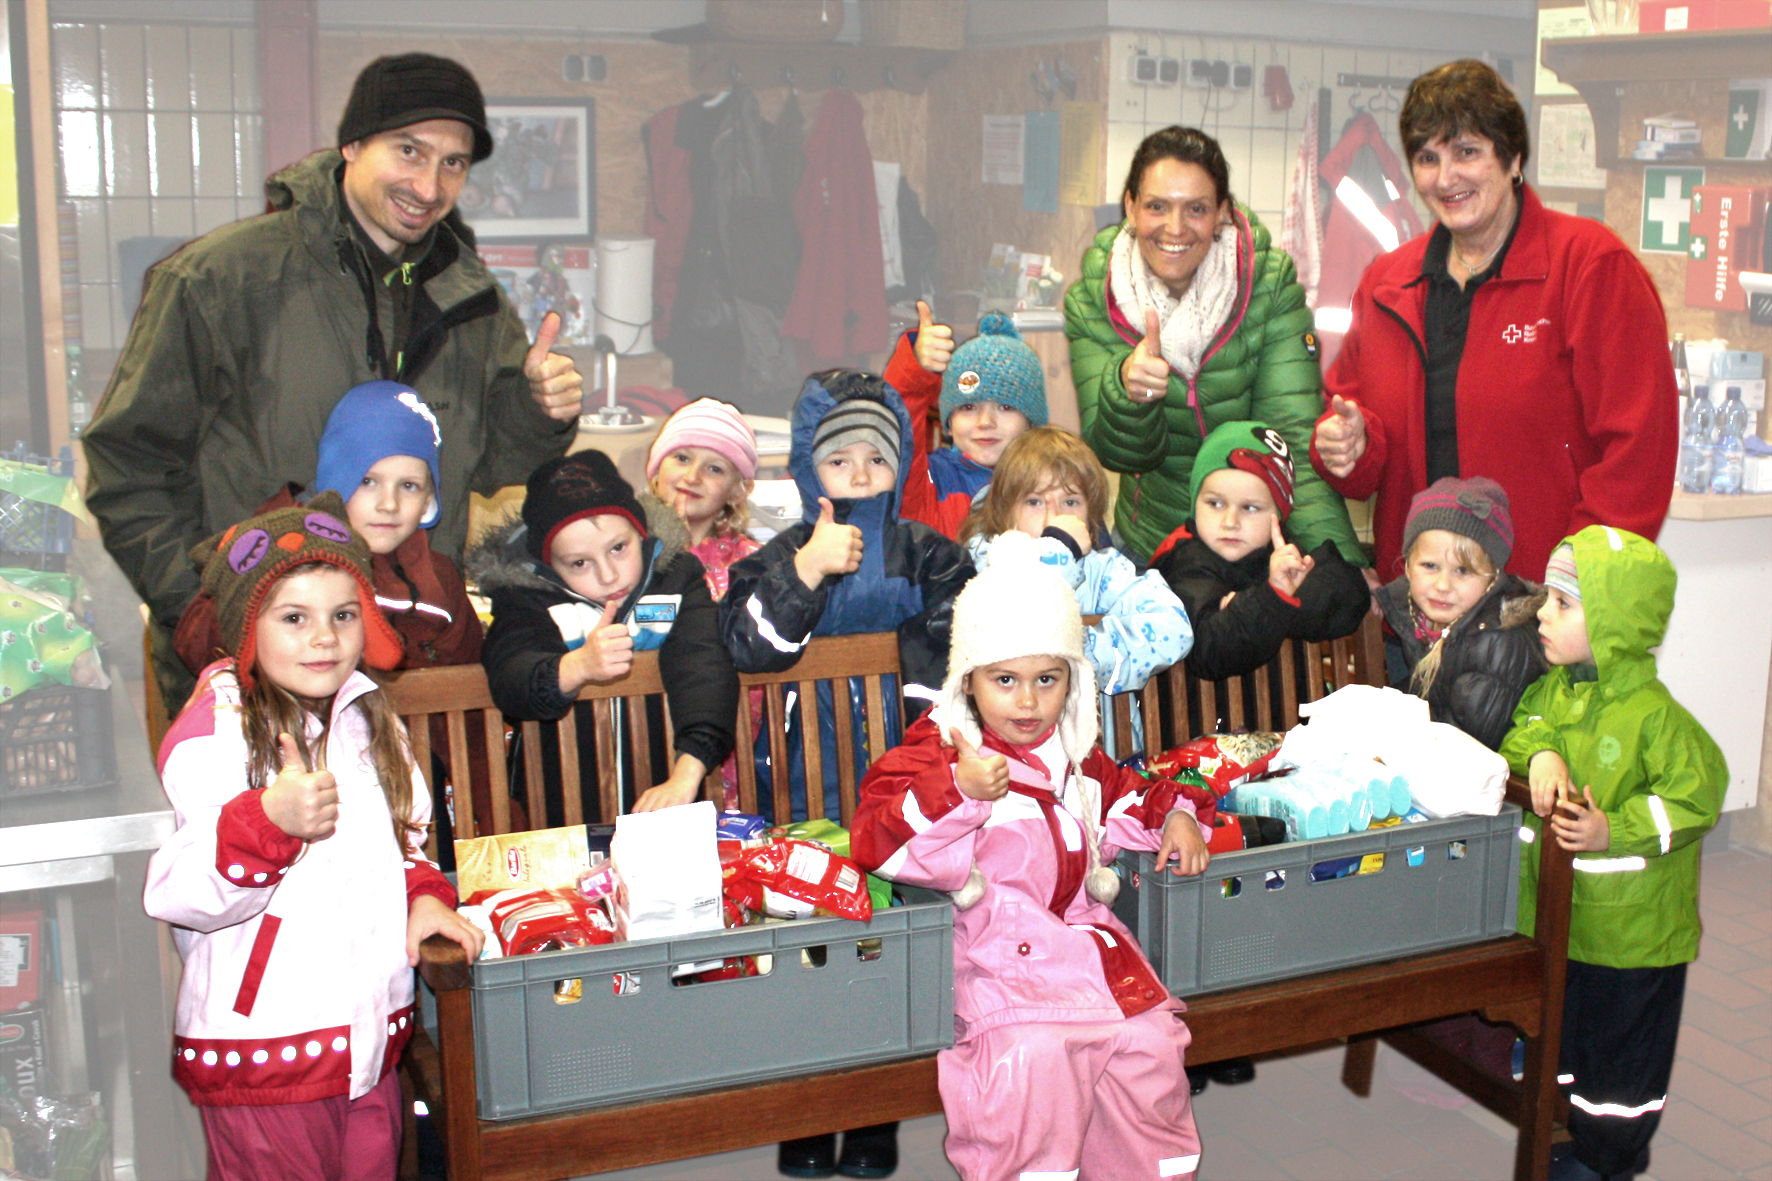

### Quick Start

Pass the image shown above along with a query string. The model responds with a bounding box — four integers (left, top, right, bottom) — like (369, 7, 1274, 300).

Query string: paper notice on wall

(1536, 6, 1592, 98)
(1059, 101, 1102, 207)
(983, 115, 1026, 185)
(0, 935, 26, 989)
(1537, 103, 1608, 189)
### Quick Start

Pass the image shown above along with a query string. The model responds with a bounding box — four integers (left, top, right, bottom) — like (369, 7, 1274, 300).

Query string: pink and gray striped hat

(1403, 476, 1515, 570)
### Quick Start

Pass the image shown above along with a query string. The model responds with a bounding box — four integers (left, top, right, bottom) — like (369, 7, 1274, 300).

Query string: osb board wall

(316, 34, 929, 241)
(1604, 77, 1770, 357)
(924, 39, 1107, 306)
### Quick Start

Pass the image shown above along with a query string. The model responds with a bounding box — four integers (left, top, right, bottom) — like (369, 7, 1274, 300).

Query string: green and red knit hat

(1187, 420, 1297, 520)
(190, 491, 403, 684)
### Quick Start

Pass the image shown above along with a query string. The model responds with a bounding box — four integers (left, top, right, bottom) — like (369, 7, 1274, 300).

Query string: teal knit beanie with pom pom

(938, 312, 1048, 429)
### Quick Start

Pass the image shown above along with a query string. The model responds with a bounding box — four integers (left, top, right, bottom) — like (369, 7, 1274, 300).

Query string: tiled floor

(579, 844, 1772, 1180)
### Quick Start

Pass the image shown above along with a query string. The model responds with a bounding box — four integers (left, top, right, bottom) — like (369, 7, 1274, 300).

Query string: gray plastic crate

(1112, 805, 1522, 996)
(429, 887, 954, 1120)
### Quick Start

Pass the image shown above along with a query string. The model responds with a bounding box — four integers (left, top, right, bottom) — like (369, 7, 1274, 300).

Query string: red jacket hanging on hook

(780, 89, 889, 367)
(643, 105, 694, 343)
(1315, 111, 1423, 369)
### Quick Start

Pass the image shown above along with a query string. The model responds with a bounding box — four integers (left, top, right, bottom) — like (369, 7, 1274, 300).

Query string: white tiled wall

(52, 21, 263, 352)
(1105, 31, 1442, 236)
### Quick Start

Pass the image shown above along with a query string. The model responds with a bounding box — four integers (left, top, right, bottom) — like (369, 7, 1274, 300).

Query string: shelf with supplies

(1667, 487, 1772, 519)
(1541, 28, 1772, 167)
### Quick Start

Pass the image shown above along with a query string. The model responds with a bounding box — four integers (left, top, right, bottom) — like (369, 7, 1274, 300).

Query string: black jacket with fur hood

(468, 489, 737, 773)
(1376, 570, 1547, 752)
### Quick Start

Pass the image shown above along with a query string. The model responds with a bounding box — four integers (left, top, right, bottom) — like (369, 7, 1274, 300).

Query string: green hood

(1565, 524, 1674, 697)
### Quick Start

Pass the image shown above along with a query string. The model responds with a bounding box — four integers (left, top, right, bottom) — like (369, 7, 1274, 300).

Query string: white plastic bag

(1382, 722, 1508, 818)
(610, 800, 725, 943)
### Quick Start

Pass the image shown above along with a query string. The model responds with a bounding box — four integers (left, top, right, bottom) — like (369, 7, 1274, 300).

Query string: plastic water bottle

(1678, 387, 1715, 494)
(1711, 386, 1748, 495)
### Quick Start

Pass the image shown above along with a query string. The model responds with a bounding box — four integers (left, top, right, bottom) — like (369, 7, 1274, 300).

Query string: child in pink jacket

(852, 532, 1211, 1181)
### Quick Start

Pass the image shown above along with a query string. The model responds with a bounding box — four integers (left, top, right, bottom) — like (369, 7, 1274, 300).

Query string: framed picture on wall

(459, 99, 596, 241)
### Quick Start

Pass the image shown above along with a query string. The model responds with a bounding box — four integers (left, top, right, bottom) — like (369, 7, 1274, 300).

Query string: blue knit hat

(314, 381, 443, 529)
(939, 313, 1048, 429)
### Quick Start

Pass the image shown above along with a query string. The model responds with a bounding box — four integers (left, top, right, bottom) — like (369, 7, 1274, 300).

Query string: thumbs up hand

(1119, 308, 1170, 405)
(524, 311, 586, 421)
(912, 301, 956, 374)
(950, 727, 1010, 801)
(794, 498, 865, 590)
(262, 733, 340, 842)
(562, 598, 635, 691)
(1266, 516, 1315, 599)
(1313, 395, 1368, 478)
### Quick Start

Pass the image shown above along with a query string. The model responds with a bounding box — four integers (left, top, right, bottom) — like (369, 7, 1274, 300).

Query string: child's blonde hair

(960, 427, 1109, 546)
(1405, 531, 1498, 696)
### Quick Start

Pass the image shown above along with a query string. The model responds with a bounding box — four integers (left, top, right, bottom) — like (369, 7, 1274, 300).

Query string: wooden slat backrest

(382, 632, 906, 848)
(1100, 612, 1388, 758)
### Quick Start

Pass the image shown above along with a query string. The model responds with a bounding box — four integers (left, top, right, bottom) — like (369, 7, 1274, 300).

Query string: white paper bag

(610, 800, 724, 944)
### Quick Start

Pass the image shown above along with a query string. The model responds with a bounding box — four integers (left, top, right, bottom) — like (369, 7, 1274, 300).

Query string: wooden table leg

(1341, 1035, 1377, 1097)
(436, 986, 483, 1181)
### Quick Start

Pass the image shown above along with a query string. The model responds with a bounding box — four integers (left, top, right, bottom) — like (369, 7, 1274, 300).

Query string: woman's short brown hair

(960, 427, 1110, 546)
(1121, 125, 1233, 210)
(1400, 59, 1530, 171)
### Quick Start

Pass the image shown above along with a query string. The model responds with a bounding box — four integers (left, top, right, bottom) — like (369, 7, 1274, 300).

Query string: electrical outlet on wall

(1230, 62, 1253, 90)
(1186, 59, 1212, 88)
(1130, 54, 1158, 85)
(1157, 58, 1180, 86)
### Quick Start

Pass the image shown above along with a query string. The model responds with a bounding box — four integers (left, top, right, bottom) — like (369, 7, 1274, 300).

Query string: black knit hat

(522, 451, 648, 565)
(337, 53, 493, 163)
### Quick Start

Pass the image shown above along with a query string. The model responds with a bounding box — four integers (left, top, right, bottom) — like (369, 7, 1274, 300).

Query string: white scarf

(1108, 220, 1239, 382)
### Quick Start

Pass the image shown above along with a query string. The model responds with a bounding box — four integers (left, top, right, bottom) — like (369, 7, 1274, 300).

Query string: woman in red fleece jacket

(1310, 60, 1677, 582)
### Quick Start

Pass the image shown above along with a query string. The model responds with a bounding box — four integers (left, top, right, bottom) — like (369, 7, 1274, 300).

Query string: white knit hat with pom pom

(930, 530, 1119, 908)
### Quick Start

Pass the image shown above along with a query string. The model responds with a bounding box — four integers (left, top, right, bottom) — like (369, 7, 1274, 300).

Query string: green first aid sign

(1640, 167, 1705, 255)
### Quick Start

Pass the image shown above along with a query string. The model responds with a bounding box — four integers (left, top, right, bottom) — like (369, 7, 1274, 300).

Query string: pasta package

(455, 825, 593, 900)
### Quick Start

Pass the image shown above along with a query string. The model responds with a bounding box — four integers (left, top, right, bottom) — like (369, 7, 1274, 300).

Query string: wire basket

(0, 444, 76, 572)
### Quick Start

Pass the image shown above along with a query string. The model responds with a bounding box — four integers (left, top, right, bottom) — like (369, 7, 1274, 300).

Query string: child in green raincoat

(1501, 525, 1726, 1181)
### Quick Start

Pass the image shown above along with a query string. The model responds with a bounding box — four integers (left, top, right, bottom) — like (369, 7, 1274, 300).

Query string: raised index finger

(1270, 515, 1287, 550)
(524, 312, 563, 372)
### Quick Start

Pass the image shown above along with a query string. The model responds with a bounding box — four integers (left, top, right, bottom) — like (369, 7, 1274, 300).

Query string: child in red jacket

(884, 305, 1047, 538)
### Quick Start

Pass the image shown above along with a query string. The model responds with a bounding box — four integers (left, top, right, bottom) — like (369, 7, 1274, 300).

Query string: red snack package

(723, 839, 873, 922)
(481, 887, 616, 957)
(1150, 733, 1283, 798)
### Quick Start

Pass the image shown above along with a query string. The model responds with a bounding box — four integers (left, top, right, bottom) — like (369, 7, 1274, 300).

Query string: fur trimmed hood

(467, 485, 692, 604)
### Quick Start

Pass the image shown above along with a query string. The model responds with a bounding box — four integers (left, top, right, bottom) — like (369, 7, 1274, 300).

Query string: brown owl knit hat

(189, 491, 404, 685)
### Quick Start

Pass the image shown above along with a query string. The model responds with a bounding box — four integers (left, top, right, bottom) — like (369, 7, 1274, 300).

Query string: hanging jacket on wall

(643, 105, 694, 345)
(1314, 112, 1423, 369)
(780, 89, 890, 367)
(888, 176, 939, 308)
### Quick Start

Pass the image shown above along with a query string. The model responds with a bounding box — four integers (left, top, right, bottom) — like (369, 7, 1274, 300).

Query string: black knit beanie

(522, 451, 648, 565)
(337, 53, 493, 163)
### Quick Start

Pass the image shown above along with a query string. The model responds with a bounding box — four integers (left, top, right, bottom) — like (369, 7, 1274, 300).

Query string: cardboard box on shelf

(0, 912, 42, 1012)
(1641, 0, 1772, 30)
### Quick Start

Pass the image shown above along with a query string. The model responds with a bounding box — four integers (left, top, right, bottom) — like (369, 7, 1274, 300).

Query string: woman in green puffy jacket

(1064, 126, 1361, 564)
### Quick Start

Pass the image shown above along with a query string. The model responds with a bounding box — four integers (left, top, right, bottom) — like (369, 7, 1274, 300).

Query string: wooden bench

(391, 615, 1572, 1181)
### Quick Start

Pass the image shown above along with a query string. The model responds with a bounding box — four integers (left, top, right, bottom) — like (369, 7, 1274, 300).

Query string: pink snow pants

(938, 1004, 1201, 1181)
(199, 1066, 403, 1181)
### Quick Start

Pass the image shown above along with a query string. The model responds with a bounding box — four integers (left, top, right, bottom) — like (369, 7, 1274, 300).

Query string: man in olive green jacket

(1503, 525, 1725, 1180)
(1063, 211, 1361, 565)
(84, 54, 581, 713)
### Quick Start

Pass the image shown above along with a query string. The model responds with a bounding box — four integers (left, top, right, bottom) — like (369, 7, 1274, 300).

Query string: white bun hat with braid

(929, 531, 1118, 908)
